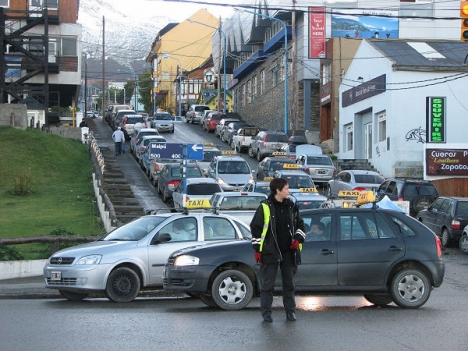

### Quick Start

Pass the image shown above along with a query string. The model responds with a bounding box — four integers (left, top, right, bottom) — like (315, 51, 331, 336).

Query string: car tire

(105, 267, 141, 303)
(248, 147, 254, 158)
(459, 234, 468, 254)
(363, 293, 393, 307)
(211, 269, 253, 311)
(390, 268, 431, 309)
(256, 150, 262, 162)
(231, 140, 236, 151)
(59, 290, 89, 301)
(198, 293, 219, 308)
(441, 228, 452, 247)
(327, 186, 332, 198)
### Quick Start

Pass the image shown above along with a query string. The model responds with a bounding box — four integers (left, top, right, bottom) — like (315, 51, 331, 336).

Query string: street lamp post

(241, 9, 288, 134)
(163, 52, 182, 116)
(188, 19, 227, 114)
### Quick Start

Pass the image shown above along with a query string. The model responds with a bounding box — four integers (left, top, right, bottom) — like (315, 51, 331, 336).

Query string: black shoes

(286, 312, 297, 321)
(263, 314, 273, 323)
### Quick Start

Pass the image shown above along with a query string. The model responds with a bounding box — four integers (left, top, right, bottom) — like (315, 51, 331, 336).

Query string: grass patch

(0, 126, 105, 258)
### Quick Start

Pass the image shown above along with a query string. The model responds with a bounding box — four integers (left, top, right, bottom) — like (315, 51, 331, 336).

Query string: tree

(138, 69, 153, 113)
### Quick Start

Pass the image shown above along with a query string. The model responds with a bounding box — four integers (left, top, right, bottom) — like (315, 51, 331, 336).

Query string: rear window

(403, 184, 438, 197)
(155, 113, 172, 120)
(244, 128, 258, 136)
(456, 201, 468, 216)
(267, 134, 288, 142)
(195, 106, 210, 112)
(187, 183, 222, 195)
(170, 167, 201, 177)
(203, 150, 222, 162)
(269, 160, 294, 171)
(306, 156, 334, 166)
(126, 117, 144, 124)
(354, 174, 385, 184)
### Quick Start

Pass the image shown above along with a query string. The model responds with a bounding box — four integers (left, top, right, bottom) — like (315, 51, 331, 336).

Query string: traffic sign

(187, 143, 204, 160)
(148, 143, 183, 160)
(147, 143, 204, 160)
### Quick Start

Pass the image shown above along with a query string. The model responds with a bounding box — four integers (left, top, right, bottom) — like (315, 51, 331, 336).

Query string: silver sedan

(43, 212, 250, 303)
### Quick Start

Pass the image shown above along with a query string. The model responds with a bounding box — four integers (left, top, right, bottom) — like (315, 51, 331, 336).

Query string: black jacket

(250, 195, 305, 264)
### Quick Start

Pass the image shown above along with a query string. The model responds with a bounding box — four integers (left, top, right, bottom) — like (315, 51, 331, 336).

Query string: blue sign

(187, 143, 204, 160)
(148, 143, 204, 160)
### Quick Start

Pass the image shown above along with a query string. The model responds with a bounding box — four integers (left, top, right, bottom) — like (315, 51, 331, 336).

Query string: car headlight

(76, 255, 102, 265)
(173, 255, 200, 266)
(217, 177, 226, 185)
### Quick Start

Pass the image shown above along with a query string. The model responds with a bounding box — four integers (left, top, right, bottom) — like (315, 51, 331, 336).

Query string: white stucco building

(339, 39, 468, 179)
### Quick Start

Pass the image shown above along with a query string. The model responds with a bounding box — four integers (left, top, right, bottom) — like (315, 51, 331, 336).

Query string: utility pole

(217, 17, 222, 112)
(101, 16, 106, 115)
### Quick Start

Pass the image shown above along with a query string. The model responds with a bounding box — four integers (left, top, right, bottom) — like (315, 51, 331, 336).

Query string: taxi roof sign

(221, 150, 237, 155)
(185, 198, 212, 209)
(272, 151, 286, 156)
(203, 142, 214, 146)
(283, 163, 300, 169)
(298, 188, 318, 193)
(337, 190, 362, 198)
(357, 191, 376, 205)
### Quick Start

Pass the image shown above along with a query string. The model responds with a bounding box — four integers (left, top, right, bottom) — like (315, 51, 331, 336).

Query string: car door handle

(320, 249, 334, 255)
(388, 245, 403, 251)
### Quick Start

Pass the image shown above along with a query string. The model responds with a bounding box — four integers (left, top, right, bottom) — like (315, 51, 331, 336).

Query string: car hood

(218, 173, 251, 183)
(50, 240, 139, 258)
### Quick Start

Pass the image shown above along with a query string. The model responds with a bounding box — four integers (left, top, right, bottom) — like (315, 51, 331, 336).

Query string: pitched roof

(368, 39, 468, 72)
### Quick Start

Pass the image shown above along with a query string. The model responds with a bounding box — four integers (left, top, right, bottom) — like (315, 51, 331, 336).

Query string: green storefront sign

(426, 97, 446, 143)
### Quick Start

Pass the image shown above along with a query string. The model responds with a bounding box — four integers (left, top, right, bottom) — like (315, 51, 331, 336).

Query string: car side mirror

(152, 232, 172, 244)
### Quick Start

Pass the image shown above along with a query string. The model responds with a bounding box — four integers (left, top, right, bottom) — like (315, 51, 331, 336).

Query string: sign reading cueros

(426, 149, 468, 176)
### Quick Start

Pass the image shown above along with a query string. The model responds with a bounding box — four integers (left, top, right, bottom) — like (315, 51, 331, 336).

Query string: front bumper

(163, 264, 213, 292)
(43, 263, 111, 291)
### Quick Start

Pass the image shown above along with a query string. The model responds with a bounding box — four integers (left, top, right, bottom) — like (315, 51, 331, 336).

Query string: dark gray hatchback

(163, 207, 445, 310)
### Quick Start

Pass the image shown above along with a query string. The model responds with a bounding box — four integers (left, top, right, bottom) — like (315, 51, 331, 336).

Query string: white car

(206, 155, 252, 191)
(43, 212, 250, 303)
(327, 170, 385, 198)
(172, 178, 223, 210)
(130, 128, 159, 155)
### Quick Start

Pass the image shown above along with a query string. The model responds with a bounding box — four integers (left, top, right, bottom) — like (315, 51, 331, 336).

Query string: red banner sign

(309, 7, 326, 58)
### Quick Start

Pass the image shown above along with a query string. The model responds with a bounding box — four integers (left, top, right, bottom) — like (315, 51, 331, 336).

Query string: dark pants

(115, 142, 122, 156)
(259, 251, 297, 318)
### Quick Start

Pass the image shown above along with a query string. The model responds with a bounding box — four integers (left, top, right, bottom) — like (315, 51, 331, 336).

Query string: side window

(385, 181, 397, 195)
(302, 213, 332, 242)
(431, 198, 444, 212)
(439, 199, 450, 214)
(161, 218, 197, 242)
(389, 216, 417, 237)
(233, 220, 251, 238)
(203, 217, 236, 240)
(340, 214, 367, 240)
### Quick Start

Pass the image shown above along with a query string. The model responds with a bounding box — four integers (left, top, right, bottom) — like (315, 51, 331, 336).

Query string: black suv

(417, 196, 468, 247)
(376, 179, 439, 217)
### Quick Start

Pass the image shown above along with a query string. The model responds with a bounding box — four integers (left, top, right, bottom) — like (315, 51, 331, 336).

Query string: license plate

(50, 271, 61, 281)
(318, 170, 326, 174)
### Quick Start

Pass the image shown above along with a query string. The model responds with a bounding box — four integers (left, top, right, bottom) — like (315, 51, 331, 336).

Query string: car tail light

(289, 155, 295, 159)
(451, 220, 461, 230)
(154, 163, 160, 172)
(139, 146, 146, 152)
(333, 168, 337, 176)
(168, 180, 181, 190)
(398, 196, 404, 201)
(353, 187, 367, 192)
(435, 235, 442, 257)
(135, 138, 140, 144)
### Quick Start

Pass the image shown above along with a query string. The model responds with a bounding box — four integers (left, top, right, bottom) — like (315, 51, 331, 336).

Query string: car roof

(341, 170, 382, 175)
(215, 155, 247, 162)
(212, 191, 266, 197)
(275, 170, 309, 176)
(290, 192, 327, 201)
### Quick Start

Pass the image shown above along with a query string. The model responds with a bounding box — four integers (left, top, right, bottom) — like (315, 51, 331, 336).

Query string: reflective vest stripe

(259, 203, 270, 252)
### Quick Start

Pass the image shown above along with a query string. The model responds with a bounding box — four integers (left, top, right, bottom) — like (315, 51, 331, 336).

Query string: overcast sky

(111, 0, 235, 21)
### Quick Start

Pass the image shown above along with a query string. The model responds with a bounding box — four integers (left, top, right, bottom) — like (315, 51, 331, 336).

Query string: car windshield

(222, 161, 250, 174)
(286, 176, 314, 188)
(306, 156, 334, 166)
(156, 113, 172, 120)
(171, 167, 202, 177)
(354, 174, 385, 184)
(254, 185, 271, 194)
(187, 183, 221, 195)
(101, 216, 166, 241)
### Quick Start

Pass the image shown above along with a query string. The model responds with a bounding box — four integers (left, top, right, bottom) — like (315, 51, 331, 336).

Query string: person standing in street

(250, 178, 306, 323)
(112, 127, 125, 156)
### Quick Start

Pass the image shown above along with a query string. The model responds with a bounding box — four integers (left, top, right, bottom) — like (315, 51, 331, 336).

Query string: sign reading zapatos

(426, 149, 468, 176)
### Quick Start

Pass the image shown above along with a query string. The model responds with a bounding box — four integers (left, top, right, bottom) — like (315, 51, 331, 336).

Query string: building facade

(1, 0, 82, 126)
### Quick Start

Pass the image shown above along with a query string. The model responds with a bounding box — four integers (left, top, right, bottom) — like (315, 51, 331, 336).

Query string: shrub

(0, 245, 24, 261)
(12, 169, 34, 195)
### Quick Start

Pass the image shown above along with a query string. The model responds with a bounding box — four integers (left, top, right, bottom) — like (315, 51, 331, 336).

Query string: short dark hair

(270, 178, 288, 194)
